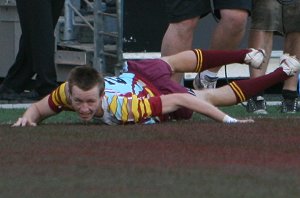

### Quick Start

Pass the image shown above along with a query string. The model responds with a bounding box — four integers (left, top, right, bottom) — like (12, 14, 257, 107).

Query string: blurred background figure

(0, 0, 65, 101)
(161, 0, 251, 86)
(246, 0, 300, 114)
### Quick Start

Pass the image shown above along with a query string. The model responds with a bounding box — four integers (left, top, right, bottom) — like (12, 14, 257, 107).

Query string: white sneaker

(280, 54, 300, 76)
(193, 73, 218, 90)
(244, 48, 265, 69)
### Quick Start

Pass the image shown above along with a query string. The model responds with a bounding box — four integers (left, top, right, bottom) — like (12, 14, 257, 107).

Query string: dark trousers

(2, 0, 65, 95)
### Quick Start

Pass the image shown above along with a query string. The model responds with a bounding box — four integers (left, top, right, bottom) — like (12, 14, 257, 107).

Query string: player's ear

(100, 91, 105, 98)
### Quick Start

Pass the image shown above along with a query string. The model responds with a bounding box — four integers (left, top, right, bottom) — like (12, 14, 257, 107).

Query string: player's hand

(223, 115, 254, 124)
(12, 117, 37, 127)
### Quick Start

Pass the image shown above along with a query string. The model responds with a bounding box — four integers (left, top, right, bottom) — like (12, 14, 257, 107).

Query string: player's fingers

(12, 118, 23, 127)
(29, 122, 37, 127)
(238, 119, 254, 123)
(12, 117, 37, 127)
(21, 118, 28, 127)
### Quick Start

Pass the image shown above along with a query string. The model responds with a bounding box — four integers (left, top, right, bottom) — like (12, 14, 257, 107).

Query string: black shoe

(19, 90, 44, 101)
(0, 86, 22, 100)
(246, 96, 268, 114)
(281, 98, 298, 113)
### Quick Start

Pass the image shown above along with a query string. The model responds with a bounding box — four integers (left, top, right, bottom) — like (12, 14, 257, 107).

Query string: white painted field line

(240, 101, 282, 106)
(0, 103, 32, 109)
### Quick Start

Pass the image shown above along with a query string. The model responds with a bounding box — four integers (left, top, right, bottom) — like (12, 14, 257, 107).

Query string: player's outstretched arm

(160, 93, 254, 124)
(12, 95, 57, 127)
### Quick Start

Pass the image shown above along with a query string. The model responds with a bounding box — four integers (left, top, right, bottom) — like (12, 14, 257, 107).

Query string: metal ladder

(93, 0, 124, 75)
(56, 0, 124, 78)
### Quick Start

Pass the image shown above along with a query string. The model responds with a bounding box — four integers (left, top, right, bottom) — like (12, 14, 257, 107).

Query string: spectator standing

(161, 0, 251, 86)
(246, 0, 300, 114)
(0, 0, 65, 101)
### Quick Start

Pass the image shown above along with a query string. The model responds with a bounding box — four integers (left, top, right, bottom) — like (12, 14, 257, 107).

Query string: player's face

(70, 85, 102, 122)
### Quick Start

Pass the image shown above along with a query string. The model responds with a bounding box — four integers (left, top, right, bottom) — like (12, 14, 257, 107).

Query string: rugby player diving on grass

(12, 48, 300, 126)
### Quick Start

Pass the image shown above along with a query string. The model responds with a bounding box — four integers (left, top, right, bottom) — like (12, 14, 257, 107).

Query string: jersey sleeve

(105, 94, 162, 124)
(48, 82, 72, 112)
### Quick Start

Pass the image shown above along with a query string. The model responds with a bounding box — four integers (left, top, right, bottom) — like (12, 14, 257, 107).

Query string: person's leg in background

(25, 0, 65, 99)
(280, 0, 300, 113)
(0, 1, 36, 100)
(247, 0, 300, 114)
(246, 30, 273, 114)
(281, 32, 300, 112)
(0, 0, 65, 100)
(161, 17, 199, 83)
(246, 0, 282, 114)
(193, 0, 251, 89)
(161, 0, 211, 83)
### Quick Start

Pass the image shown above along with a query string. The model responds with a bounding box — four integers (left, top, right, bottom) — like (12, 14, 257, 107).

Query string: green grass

(1, 105, 300, 125)
(0, 108, 80, 125)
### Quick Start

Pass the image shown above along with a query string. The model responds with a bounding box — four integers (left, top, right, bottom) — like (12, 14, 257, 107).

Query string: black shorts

(164, 0, 252, 23)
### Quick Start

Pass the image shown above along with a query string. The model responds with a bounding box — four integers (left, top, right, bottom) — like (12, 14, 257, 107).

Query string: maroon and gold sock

(229, 68, 289, 103)
(193, 49, 251, 73)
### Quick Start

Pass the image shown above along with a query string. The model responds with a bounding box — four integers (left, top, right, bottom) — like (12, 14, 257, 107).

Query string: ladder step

(55, 50, 88, 65)
(97, 11, 117, 18)
(99, 31, 118, 38)
(100, 51, 118, 58)
(58, 42, 94, 52)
